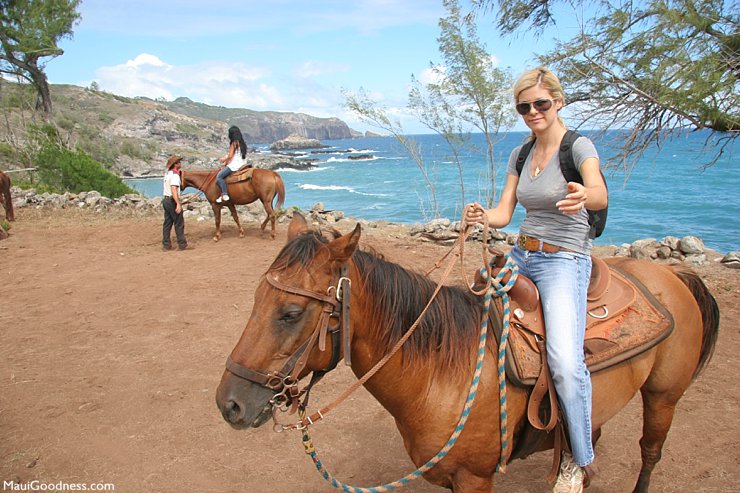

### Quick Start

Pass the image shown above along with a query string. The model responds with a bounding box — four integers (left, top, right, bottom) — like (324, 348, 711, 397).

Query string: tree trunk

(26, 58, 53, 120)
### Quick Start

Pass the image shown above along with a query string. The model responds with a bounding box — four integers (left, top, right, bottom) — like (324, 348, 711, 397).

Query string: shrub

(35, 145, 137, 198)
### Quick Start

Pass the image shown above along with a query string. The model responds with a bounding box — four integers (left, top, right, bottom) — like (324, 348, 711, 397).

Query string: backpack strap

(515, 138, 537, 176)
(558, 130, 582, 184)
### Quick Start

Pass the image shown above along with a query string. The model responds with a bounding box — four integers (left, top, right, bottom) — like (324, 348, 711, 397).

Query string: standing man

(162, 155, 190, 251)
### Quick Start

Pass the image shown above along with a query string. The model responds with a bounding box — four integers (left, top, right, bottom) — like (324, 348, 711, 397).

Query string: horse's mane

(269, 230, 486, 377)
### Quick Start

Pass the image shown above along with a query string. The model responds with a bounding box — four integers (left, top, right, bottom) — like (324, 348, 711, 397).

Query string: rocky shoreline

(4, 186, 739, 269)
(120, 134, 382, 178)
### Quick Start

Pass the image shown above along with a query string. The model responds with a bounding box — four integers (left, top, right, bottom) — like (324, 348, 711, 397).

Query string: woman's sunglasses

(515, 98, 557, 115)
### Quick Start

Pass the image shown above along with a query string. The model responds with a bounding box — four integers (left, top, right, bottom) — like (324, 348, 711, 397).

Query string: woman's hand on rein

(464, 203, 486, 226)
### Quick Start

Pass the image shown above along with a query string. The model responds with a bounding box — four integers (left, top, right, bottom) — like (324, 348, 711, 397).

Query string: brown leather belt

(517, 234, 574, 253)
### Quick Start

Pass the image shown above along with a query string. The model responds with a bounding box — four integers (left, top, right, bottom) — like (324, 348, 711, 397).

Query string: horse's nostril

(223, 399, 244, 424)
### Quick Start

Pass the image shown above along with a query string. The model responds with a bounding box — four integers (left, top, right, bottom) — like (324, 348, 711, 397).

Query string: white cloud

(125, 53, 168, 68)
(94, 54, 282, 109)
(418, 65, 446, 86)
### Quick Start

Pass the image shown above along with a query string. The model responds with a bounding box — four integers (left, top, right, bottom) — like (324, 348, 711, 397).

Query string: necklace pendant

(534, 166, 541, 177)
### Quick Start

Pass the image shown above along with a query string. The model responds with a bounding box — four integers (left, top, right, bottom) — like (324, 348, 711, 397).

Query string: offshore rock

(269, 135, 325, 151)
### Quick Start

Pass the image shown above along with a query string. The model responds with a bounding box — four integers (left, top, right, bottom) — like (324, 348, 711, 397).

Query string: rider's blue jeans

(216, 167, 234, 196)
(510, 245, 594, 467)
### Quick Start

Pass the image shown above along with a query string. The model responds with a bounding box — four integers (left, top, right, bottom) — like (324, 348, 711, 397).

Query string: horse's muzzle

(216, 372, 274, 429)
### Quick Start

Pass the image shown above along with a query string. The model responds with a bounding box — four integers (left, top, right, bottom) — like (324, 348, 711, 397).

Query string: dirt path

(1, 209, 737, 492)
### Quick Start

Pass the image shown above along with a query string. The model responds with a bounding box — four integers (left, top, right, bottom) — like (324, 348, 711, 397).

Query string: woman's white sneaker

(552, 452, 584, 493)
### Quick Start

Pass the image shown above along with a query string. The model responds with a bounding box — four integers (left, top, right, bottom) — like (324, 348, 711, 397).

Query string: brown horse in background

(181, 168, 285, 241)
(0, 171, 15, 222)
(216, 213, 719, 493)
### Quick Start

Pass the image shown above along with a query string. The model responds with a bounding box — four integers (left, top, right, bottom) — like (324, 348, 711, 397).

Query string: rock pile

(9, 187, 273, 224)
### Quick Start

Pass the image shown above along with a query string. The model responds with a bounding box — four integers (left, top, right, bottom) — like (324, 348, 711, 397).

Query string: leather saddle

(226, 166, 254, 184)
(478, 253, 674, 388)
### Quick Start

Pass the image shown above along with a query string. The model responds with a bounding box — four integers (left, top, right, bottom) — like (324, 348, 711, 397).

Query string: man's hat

(166, 155, 183, 170)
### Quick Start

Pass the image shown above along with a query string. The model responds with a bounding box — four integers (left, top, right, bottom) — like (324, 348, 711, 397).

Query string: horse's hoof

(213, 236, 220, 242)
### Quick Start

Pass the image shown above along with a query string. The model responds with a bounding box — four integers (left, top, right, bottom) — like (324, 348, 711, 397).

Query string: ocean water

(126, 131, 739, 253)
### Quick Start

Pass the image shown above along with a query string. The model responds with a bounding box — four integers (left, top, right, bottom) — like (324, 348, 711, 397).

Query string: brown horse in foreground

(216, 214, 719, 493)
(1, 171, 15, 222)
(181, 168, 285, 241)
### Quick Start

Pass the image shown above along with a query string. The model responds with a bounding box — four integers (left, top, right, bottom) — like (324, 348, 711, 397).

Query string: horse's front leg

(227, 203, 245, 238)
(212, 204, 222, 242)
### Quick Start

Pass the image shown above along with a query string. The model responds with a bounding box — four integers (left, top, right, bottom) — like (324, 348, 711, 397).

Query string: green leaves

(0, 0, 81, 116)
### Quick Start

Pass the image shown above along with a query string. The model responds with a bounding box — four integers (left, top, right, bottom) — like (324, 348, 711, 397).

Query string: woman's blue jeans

(510, 245, 594, 466)
(216, 167, 233, 195)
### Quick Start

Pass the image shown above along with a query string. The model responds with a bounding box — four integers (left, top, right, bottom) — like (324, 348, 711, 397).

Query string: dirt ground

(1, 208, 738, 493)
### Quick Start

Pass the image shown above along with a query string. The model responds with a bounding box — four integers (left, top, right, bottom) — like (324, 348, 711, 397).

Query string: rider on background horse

(216, 126, 250, 204)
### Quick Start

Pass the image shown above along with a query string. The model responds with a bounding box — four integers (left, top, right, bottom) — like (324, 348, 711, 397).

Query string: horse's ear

(287, 212, 309, 242)
(328, 223, 361, 263)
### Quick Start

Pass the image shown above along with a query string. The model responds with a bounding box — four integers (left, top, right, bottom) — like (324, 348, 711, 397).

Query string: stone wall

(6, 187, 739, 269)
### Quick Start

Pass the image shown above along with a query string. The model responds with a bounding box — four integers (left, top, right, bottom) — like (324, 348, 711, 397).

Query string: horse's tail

(273, 172, 285, 210)
(672, 265, 720, 380)
(1, 172, 15, 222)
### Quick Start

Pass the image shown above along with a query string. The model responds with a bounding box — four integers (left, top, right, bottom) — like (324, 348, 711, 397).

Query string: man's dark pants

(162, 196, 186, 249)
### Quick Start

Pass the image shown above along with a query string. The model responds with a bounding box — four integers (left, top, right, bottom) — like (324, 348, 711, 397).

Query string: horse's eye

(279, 308, 303, 323)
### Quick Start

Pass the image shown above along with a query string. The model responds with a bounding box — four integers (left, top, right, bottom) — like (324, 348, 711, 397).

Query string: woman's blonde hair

(514, 67, 567, 138)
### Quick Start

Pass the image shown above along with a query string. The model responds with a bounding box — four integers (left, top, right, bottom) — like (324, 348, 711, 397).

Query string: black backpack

(515, 130, 608, 238)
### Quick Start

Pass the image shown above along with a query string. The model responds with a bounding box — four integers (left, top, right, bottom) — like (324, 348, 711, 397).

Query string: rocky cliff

(163, 97, 362, 143)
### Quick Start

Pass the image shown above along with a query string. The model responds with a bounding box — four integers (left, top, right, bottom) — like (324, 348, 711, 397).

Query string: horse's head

(179, 169, 190, 189)
(216, 213, 361, 429)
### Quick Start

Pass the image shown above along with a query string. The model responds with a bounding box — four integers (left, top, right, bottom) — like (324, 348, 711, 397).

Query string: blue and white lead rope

(299, 254, 519, 492)
(482, 255, 519, 473)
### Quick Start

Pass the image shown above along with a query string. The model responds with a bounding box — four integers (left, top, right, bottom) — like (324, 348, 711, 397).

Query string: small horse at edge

(0, 170, 15, 222)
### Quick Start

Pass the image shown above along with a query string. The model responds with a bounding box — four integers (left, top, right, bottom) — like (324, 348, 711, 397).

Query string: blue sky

(45, 0, 575, 134)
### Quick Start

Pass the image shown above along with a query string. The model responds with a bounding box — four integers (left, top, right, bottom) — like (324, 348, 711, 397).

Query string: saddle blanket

(226, 166, 254, 184)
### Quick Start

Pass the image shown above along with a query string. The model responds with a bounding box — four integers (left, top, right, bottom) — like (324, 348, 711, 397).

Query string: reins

(180, 169, 220, 204)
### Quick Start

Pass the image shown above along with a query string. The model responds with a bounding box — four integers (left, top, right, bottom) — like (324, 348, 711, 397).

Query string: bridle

(225, 265, 352, 420)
